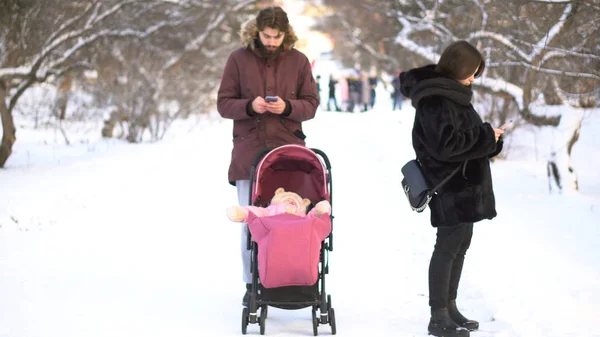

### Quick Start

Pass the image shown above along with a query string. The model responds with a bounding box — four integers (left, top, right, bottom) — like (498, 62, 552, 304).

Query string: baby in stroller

(226, 144, 337, 335)
(227, 187, 331, 221)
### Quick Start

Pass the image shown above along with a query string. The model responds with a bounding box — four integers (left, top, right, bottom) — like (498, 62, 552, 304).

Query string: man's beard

(257, 40, 283, 58)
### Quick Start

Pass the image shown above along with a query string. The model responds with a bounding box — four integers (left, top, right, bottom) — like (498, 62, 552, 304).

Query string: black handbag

(401, 160, 464, 212)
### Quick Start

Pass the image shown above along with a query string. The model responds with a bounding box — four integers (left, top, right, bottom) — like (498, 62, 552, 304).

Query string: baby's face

(280, 195, 299, 206)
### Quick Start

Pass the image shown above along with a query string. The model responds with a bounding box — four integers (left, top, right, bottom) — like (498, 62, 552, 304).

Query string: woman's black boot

(428, 308, 470, 337)
(448, 300, 479, 331)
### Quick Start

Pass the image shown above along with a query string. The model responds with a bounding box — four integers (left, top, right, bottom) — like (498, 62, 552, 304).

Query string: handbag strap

(427, 161, 466, 196)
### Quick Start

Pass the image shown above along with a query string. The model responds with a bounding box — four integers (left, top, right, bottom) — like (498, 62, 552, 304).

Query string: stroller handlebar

(251, 147, 274, 168)
(250, 146, 332, 170)
(309, 148, 331, 170)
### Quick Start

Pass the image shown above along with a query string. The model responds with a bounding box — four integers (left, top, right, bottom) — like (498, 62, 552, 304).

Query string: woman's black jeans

(429, 223, 474, 309)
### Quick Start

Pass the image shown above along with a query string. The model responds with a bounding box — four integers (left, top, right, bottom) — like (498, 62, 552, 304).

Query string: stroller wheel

(312, 306, 319, 336)
(327, 294, 332, 311)
(329, 307, 336, 335)
(241, 307, 249, 335)
(261, 304, 268, 319)
(259, 306, 266, 335)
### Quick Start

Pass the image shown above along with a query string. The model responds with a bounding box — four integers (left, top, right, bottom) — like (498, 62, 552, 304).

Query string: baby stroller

(241, 144, 337, 336)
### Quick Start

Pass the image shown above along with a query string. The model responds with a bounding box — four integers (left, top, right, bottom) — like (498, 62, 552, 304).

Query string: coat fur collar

(239, 18, 298, 51)
(400, 65, 473, 107)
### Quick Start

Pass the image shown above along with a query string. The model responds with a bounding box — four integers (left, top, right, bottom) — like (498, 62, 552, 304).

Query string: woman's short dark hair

(256, 6, 290, 32)
(436, 40, 485, 80)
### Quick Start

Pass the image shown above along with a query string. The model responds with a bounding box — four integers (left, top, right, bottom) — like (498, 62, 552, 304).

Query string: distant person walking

(316, 75, 322, 100)
(346, 72, 360, 112)
(360, 71, 370, 112)
(327, 74, 341, 111)
(368, 72, 378, 108)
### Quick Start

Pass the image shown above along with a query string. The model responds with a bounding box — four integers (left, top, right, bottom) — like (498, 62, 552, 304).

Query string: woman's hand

(493, 128, 505, 142)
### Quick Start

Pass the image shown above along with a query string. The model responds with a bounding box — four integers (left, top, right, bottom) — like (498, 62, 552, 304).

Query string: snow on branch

(44, 22, 177, 75)
(33, 1, 165, 74)
(513, 37, 600, 61)
(472, 0, 488, 29)
(43, 62, 93, 80)
(161, 13, 226, 72)
(529, 0, 579, 3)
(335, 14, 399, 64)
(478, 77, 524, 109)
(393, 18, 439, 63)
(468, 31, 532, 62)
(231, 0, 259, 12)
(0, 67, 31, 80)
(84, 2, 102, 28)
(396, 12, 457, 42)
(185, 0, 220, 8)
(532, 3, 573, 59)
(184, 0, 256, 11)
(87, 1, 139, 28)
(185, 12, 226, 51)
(488, 61, 600, 81)
(163, 0, 256, 71)
(46, 3, 95, 45)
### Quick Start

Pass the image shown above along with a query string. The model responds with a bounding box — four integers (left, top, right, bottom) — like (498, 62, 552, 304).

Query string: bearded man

(216, 6, 319, 306)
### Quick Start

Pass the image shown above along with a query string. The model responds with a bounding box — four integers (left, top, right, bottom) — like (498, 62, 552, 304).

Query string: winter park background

(1, 1, 599, 337)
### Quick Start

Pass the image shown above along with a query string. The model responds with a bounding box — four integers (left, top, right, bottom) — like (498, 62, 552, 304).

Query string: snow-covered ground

(1, 97, 599, 337)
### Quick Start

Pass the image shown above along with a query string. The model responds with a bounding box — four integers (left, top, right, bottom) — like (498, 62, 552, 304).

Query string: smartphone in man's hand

(265, 96, 278, 102)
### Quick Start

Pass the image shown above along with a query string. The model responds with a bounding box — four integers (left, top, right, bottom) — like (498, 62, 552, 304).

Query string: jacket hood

(399, 64, 473, 107)
(239, 18, 298, 51)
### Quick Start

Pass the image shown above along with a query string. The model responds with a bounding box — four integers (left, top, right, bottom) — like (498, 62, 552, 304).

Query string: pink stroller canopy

(253, 145, 329, 206)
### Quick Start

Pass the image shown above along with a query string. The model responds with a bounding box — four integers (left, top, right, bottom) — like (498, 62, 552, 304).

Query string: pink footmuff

(246, 212, 332, 288)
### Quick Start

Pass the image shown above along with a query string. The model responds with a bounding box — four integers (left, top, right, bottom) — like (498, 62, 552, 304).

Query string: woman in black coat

(400, 41, 505, 337)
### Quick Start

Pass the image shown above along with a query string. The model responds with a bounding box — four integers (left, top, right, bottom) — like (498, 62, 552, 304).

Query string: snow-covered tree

(316, 0, 600, 191)
(0, 0, 258, 166)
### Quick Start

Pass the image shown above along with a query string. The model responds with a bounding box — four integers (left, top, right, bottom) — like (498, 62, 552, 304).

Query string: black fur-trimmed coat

(400, 65, 503, 227)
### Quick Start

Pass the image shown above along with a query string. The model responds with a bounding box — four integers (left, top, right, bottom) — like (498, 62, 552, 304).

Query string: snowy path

(1, 107, 598, 337)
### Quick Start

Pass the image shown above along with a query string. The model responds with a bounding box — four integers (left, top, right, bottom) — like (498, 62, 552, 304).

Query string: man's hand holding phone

(251, 97, 268, 114)
(265, 96, 286, 115)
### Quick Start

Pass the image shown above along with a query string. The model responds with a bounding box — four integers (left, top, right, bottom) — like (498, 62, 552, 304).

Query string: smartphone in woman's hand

(500, 119, 514, 130)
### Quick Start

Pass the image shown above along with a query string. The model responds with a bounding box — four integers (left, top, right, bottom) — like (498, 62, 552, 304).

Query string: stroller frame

(241, 145, 337, 336)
